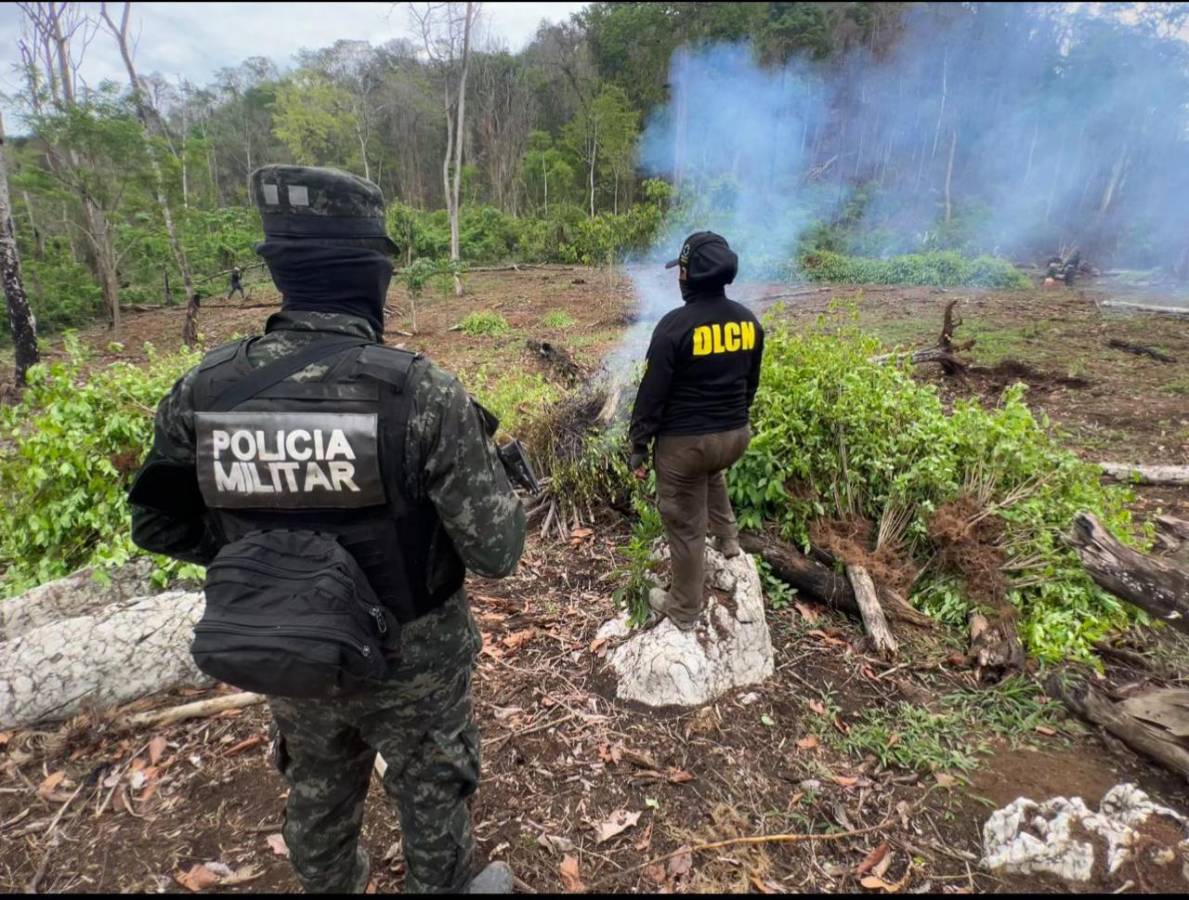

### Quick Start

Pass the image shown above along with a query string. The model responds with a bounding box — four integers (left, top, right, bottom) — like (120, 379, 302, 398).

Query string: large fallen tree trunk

(1098, 463, 1189, 486)
(1045, 673, 1189, 785)
(1070, 513, 1189, 635)
(738, 532, 933, 628)
(1, 582, 209, 730)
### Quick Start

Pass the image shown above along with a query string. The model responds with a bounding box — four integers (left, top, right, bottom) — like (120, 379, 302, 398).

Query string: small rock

(738, 691, 761, 706)
(799, 779, 823, 792)
(982, 783, 1189, 882)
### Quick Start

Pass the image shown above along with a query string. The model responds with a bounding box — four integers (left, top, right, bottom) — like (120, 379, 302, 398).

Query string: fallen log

(738, 532, 933, 628)
(1156, 515, 1189, 544)
(869, 347, 969, 369)
(1070, 513, 1189, 634)
(120, 691, 263, 729)
(1098, 463, 1189, 486)
(1099, 300, 1189, 316)
(1106, 338, 1175, 364)
(0, 584, 209, 730)
(1045, 672, 1189, 785)
(847, 565, 897, 656)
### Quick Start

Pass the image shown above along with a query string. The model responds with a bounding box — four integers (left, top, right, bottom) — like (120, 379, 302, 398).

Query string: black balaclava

(256, 238, 392, 335)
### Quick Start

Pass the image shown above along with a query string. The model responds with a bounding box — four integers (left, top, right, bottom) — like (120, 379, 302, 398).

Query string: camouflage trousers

(268, 592, 482, 894)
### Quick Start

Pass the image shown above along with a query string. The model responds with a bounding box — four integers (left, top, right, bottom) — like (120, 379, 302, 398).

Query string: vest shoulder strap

(197, 338, 247, 373)
(353, 345, 422, 392)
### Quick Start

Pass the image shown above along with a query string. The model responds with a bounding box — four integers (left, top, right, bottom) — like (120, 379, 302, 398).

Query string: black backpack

(188, 336, 395, 699)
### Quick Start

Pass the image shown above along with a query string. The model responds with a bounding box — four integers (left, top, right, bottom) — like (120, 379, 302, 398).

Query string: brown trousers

(654, 426, 750, 623)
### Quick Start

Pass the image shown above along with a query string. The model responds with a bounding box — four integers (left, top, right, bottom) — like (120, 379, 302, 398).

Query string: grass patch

(457, 311, 510, 337)
(808, 677, 1065, 774)
(542, 310, 576, 329)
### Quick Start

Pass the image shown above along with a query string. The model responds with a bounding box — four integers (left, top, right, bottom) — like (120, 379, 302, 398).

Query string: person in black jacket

(628, 231, 764, 630)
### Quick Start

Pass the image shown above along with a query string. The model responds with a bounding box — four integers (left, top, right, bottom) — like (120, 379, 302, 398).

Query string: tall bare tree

(412, 1, 478, 296)
(0, 112, 40, 388)
(17, 1, 122, 334)
(100, 1, 200, 345)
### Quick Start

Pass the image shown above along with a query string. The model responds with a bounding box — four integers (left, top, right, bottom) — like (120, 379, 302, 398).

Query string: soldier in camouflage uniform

(130, 165, 525, 894)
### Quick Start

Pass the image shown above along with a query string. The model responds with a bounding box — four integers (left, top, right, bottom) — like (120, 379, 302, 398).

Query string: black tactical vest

(190, 336, 466, 623)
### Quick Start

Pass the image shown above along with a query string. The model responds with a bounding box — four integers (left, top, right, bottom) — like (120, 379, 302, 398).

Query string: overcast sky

(0, 2, 589, 126)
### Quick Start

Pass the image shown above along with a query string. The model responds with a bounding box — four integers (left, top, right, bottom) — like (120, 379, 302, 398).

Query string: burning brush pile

(519, 314, 1146, 672)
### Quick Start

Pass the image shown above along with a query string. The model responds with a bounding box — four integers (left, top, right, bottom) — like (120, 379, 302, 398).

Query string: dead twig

(590, 814, 897, 890)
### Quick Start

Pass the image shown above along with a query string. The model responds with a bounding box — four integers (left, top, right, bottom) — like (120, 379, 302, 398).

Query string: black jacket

(629, 288, 764, 450)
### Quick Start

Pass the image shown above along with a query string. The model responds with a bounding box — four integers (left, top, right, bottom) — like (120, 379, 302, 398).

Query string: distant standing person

(627, 232, 765, 630)
(227, 264, 246, 300)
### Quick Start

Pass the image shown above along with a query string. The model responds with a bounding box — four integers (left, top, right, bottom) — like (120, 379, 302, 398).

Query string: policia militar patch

(195, 411, 385, 509)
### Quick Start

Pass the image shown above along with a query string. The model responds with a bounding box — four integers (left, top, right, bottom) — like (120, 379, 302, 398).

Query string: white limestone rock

(599, 545, 774, 708)
(982, 783, 1189, 882)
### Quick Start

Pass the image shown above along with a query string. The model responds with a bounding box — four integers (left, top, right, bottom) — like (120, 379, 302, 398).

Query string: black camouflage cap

(665, 231, 738, 285)
(250, 165, 396, 250)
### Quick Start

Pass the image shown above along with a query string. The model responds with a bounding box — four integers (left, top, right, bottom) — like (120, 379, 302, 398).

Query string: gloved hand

(629, 445, 649, 481)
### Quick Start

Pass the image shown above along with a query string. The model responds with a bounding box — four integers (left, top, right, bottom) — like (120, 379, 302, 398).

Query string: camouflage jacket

(131, 310, 526, 589)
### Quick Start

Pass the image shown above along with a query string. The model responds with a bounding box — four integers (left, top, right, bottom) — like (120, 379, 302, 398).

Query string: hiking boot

(349, 847, 371, 894)
(648, 587, 698, 632)
(468, 861, 514, 894)
(713, 535, 742, 558)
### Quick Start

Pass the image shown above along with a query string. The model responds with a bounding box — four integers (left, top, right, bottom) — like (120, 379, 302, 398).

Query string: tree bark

(0, 111, 39, 386)
(0, 589, 208, 729)
(944, 127, 956, 224)
(448, 1, 475, 298)
(738, 532, 933, 628)
(847, 564, 897, 656)
(1045, 671, 1189, 785)
(20, 189, 43, 258)
(1070, 513, 1189, 634)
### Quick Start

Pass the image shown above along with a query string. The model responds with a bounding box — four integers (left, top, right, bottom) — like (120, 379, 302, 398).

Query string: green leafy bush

(3, 253, 103, 338)
(798, 250, 1029, 289)
(730, 313, 1140, 662)
(465, 368, 560, 436)
(0, 337, 203, 596)
(457, 311, 510, 337)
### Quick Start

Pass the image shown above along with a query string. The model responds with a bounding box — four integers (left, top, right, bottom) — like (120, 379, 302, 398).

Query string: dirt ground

(2, 268, 1188, 893)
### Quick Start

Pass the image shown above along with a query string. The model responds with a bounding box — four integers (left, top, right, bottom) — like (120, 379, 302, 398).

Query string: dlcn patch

(691, 321, 757, 357)
(195, 411, 385, 509)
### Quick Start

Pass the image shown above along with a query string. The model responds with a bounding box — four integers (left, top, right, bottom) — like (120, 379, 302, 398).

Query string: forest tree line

(2, 1, 1187, 345)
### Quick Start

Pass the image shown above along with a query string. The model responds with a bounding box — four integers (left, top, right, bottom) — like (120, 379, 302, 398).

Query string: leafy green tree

(521, 131, 574, 215)
(272, 71, 360, 167)
(562, 83, 637, 217)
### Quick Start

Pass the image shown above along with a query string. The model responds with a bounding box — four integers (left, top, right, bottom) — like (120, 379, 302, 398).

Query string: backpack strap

(208, 336, 373, 412)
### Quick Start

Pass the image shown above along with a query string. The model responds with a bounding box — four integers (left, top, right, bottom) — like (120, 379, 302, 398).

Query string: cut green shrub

(0, 337, 204, 596)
